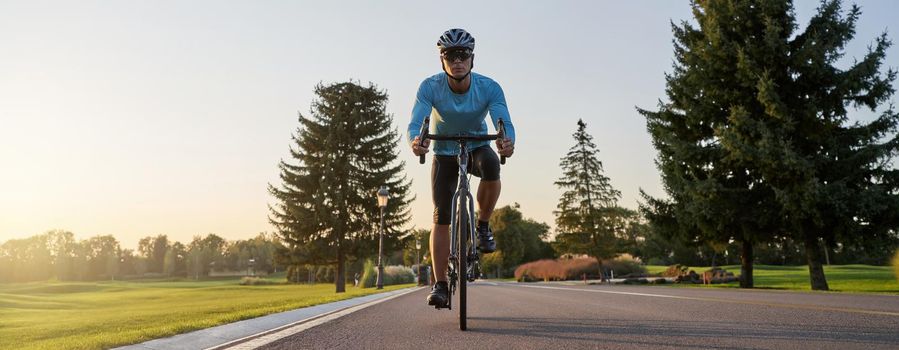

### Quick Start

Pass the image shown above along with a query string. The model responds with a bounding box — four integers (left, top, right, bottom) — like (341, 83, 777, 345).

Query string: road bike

(418, 117, 506, 330)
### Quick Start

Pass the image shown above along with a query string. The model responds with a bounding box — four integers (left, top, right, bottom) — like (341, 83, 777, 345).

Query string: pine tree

(554, 119, 624, 279)
(640, 0, 899, 290)
(723, 1, 899, 290)
(269, 82, 412, 293)
(639, 0, 796, 288)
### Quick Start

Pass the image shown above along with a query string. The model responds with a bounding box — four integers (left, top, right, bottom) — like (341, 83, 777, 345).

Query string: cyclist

(407, 28, 516, 308)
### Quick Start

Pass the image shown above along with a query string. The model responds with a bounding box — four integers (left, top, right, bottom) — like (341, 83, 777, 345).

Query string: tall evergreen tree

(269, 81, 412, 293)
(641, 0, 899, 290)
(721, 1, 899, 290)
(554, 119, 625, 278)
(639, 0, 804, 288)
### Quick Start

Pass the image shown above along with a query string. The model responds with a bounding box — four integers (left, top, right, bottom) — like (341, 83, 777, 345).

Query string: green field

(0, 275, 414, 350)
(644, 264, 899, 293)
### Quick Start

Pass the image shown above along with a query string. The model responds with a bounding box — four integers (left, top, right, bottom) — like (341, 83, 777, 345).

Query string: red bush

(514, 258, 598, 282)
(514, 257, 646, 282)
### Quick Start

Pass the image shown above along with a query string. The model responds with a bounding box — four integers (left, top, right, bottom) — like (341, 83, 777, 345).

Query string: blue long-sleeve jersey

(407, 72, 516, 156)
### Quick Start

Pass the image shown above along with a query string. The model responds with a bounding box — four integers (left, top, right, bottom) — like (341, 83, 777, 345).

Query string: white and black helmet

(437, 28, 475, 52)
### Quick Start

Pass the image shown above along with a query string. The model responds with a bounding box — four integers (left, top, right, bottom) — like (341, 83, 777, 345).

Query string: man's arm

(409, 80, 433, 156)
(488, 82, 515, 156)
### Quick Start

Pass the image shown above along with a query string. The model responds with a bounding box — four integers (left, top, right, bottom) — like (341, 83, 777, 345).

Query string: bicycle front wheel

(458, 203, 468, 331)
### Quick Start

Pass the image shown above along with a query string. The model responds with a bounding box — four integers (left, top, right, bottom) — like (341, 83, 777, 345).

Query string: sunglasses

(441, 50, 472, 62)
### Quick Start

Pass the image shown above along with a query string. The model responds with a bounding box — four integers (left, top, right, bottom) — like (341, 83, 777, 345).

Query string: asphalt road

(259, 281, 899, 350)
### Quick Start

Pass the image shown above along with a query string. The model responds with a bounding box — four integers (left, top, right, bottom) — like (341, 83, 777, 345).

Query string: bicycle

(418, 117, 507, 331)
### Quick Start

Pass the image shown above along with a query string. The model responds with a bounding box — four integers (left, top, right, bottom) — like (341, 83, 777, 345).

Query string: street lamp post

(376, 186, 389, 290)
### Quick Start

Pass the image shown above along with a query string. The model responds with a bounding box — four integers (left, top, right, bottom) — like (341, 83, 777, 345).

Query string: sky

(1, 0, 897, 250)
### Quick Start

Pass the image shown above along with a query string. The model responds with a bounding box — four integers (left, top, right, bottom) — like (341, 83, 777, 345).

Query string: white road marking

(506, 283, 899, 317)
(511, 283, 698, 300)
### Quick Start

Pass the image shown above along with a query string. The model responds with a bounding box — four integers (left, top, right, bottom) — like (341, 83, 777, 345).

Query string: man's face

(441, 49, 473, 79)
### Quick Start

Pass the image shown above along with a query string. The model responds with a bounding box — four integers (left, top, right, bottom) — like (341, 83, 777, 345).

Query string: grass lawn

(644, 264, 899, 294)
(0, 275, 414, 350)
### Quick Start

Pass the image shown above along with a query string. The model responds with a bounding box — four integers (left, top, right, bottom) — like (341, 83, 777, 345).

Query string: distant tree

(72, 241, 91, 280)
(138, 235, 170, 274)
(185, 234, 227, 277)
(0, 245, 9, 282)
(269, 81, 412, 293)
(553, 119, 624, 279)
(186, 241, 204, 279)
(0, 236, 52, 282)
(106, 254, 120, 280)
(119, 249, 137, 277)
(132, 256, 148, 276)
(402, 228, 430, 267)
(45, 230, 76, 280)
(483, 204, 554, 278)
(163, 248, 177, 276)
(620, 212, 651, 261)
(225, 233, 285, 274)
(84, 235, 121, 279)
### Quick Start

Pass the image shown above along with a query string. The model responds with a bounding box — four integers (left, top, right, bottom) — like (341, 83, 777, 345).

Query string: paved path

(254, 282, 899, 350)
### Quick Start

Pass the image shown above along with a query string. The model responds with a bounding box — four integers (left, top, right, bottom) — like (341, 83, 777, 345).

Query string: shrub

(662, 264, 689, 277)
(360, 261, 414, 288)
(383, 265, 415, 285)
(361, 260, 377, 288)
(558, 258, 598, 280)
(604, 258, 646, 277)
(513, 257, 648, 282)
(514, 259, 565, 282)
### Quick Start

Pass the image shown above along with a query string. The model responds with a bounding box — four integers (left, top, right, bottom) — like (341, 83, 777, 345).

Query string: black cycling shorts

(432, 146, 501, 225)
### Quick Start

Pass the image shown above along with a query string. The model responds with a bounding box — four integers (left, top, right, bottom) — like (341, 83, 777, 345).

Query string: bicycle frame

(446, 140, 479, 311)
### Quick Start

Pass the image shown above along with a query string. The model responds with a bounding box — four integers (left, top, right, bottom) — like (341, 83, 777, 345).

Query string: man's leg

(471, 147, 502, 253)
(472, 146, 502, 222)
(427, 155, 457, 307)
(430, 224, 450, 282)
(477, 180, 501, 222)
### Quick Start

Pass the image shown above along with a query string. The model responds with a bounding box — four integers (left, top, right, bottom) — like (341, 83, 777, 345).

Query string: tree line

(0, 230, 284, 283)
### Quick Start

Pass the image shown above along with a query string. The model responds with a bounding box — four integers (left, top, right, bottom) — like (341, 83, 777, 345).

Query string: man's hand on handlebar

(412, 136, 431, 156)
(496, 138, 514, 157)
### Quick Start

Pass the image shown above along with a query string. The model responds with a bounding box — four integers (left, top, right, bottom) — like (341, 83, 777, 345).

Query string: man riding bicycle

(407, 28, 516, 308)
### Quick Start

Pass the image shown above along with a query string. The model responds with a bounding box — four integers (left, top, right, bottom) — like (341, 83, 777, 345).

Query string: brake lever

(498, 120, 506, 165)
(419, 117, 430, 164)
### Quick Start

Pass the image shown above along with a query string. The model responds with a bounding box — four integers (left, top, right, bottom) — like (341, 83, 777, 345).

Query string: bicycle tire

(458, 202, 468, 331)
